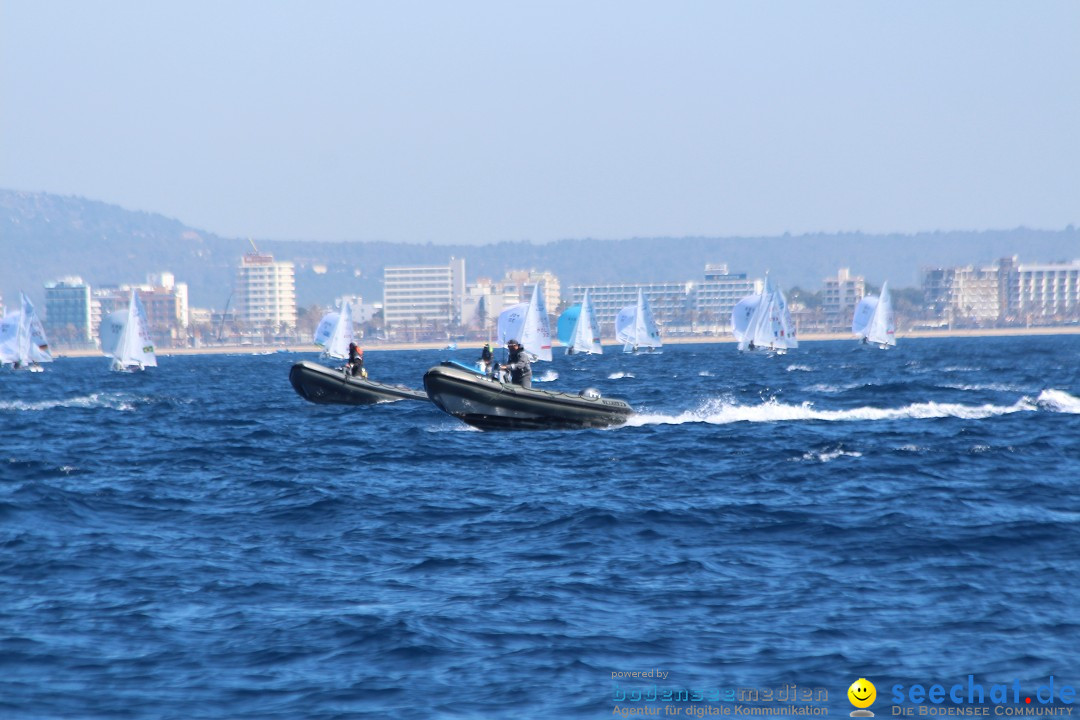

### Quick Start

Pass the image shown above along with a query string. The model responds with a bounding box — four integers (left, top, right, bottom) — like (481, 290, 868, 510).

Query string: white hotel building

(382, 258, 466, 329)
(236, 252, 297, 331)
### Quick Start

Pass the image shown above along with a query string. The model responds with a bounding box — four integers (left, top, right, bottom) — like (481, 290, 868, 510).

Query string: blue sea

(2, 336, 1079, 719)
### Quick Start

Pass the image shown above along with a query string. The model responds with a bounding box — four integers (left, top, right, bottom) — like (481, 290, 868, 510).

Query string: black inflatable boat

(289, 361, 429, 405)
(422, 362, 634, 430)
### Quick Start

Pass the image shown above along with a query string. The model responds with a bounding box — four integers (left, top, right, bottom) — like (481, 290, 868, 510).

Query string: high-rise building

(1012, 259, 1080, 321)
(922, 264, 1002, 324)
(236, 252, 297, 331)
(567, 282, 693, 332)
(382, 257, 465, 329)
(502, 270, 561, 311)
(44, 277, 93, 346)
(823, 268, 866, 320)
(695, 265, 759, 329)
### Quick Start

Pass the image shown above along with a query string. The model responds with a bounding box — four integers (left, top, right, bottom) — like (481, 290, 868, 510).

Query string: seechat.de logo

(849, 678, 877, 717)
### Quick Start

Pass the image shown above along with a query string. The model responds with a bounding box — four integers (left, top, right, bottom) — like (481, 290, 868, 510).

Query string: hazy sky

(2, 1, 1077, 243)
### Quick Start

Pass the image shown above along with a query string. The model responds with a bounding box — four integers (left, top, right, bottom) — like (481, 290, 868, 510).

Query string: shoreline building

(382, 258, 466, 332)
(570, 265, 757, 335)
(823, 268, 866, 328)
(922, 256, 1080, 326)
(1008, 258, 1080, 323)
(567, 282, 693, 332)
(693, 264, 760, 333)
(43, 277, 94, 347)
(923, 263, 1004, 326)
(236, 252, 297, 335)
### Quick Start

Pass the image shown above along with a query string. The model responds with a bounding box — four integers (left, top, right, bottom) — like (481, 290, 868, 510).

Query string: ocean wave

(535, 370, 559, 383)
(624, 396, 1040, 427)
(607, 372, 635, 379)
(0, 393, 142, 412)
(797, 447, 863, 463)
(786, 364, 814, 372)
(1035, 389, 1080, 413)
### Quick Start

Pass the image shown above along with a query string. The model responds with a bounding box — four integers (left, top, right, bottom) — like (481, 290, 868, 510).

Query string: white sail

(731, 294, 760, 342)
(101, 289, 157, 370)
(852, 297, 877, 336)
(615, 289, 661, 351)
(497, 302, 529, 347)
(854, 281, 896, 347)
(568, 289, 602, 355)
(100, 310, 127, 361)
(314, 302, 354, 359)
(737, 274, 797, 351)
(23, 293, 53, 363)
(0, 312, 21, 365)
(519, 284, 553, 362)
(0, 293, 53, 367)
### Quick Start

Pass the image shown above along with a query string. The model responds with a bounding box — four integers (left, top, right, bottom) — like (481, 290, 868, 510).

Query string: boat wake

(535, 370, 559, 383)
(621, 392, 1080, 427)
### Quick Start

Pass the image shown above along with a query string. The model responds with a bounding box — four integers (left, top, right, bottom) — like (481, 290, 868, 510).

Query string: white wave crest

(625, 396, 1038, 427)
(940, 382, 1026, 392)
(0, 393, 140, 412)
(1036, 389, 1080, 413)
(535, 370, 559, 383)
(608, 372, 635, 379)
(798, 448, 863, 463)
(786, 365, 813, 372)
(698, 371, 713, 377)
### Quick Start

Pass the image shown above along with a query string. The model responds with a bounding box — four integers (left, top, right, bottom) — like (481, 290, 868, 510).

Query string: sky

(1, 0, 1078, 244)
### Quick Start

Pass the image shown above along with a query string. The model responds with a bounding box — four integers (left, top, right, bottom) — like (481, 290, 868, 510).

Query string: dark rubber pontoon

(423, 362, 634, 431)
(289, 360, 429, 405)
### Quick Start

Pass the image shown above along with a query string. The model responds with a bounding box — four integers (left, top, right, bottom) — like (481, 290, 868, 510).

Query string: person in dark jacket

(347, 342, 366, 378)
(501, 339, 532, 389)
(479, 342, 493, 374)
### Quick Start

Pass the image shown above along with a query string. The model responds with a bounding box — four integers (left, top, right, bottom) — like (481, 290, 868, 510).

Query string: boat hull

(422, 363, 634, 431)
(289, 361, 429, 405)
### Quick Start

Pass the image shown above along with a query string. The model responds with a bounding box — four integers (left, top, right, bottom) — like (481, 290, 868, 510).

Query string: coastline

(52, 325, 1080, 358)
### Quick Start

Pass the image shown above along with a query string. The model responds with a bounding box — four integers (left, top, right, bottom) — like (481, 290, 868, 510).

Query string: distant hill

(2, 189, 1078, 310)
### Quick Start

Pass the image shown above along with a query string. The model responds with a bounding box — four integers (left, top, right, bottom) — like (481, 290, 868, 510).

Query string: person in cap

(500, 339, 532, 389)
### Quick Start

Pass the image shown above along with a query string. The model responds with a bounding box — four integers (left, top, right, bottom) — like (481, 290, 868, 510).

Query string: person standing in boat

(501, 339, 532, 389)
(347, 342, 367, 378)
(479, 342, 493, 374)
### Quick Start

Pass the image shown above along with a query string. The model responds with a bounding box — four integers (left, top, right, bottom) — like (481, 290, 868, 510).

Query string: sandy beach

(51, 325, 1080, 358)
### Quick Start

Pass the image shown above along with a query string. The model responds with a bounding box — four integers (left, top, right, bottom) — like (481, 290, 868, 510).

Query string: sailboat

(731, 273, 797, 354)
(615, 289, 662, 353)
(0, 292, 53, 371)
(852, 281, 896, 348)
(498, 284, 552, 361)
(313, 301, 354, 360)
(100, 288, 157, 371)
(556, 289, 603, 355)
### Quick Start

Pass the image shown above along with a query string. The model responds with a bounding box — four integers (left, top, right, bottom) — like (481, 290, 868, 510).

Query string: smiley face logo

(848, 678, 876, 715)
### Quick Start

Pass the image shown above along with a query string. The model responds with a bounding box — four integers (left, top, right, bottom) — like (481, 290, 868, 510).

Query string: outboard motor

(579, 388, 602, 399)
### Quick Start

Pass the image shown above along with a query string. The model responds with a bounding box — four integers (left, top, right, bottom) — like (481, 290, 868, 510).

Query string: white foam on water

(798, 448, 863, 463)
(0, 393, 140, 412)
(786, 365, 814, 372)
(535, 370, 559, 383)
(940, 382, 1027, 392)
(806, 382, 859, 394)
(698, 371, 713, 377)
(1036, 389, 1080, 413)
(608, 372, 635, 380)
(625, 395, 1039, 427)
